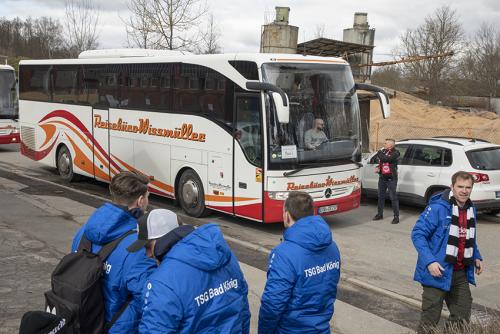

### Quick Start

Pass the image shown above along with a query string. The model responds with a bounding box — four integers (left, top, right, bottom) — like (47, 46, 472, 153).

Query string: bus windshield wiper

(318, 157, 362, 168)
(282, 162, 324, 177)
(283, 167, 305, 177)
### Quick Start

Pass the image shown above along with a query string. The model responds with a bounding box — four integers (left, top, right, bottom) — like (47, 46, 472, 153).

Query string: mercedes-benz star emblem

(324, 188, 332, 198)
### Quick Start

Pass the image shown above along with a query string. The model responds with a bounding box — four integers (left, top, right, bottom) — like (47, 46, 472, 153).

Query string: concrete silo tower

(343, 13, 376, 81)
(260, 7, 299, 54)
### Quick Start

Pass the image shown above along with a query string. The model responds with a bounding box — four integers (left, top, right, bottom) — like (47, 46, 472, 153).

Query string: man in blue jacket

(259, 191, 341, 334)
(131, 216, 250, 333)
(412, 171, 484, 333)
(71, 171, 156, 333)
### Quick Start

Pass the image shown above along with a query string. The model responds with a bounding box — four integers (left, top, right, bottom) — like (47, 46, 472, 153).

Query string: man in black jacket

(373, 139, 400, 224)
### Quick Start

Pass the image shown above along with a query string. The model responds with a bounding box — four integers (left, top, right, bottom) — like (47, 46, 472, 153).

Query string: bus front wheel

(178, 169, 209, 217)
(57, 145, 79, 182)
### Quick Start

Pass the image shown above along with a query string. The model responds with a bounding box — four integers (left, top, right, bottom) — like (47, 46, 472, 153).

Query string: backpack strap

(97, 230, 136, 260)
(99, 230, 136, 333)
(77, 234, 92, 252)
(103, 295, 133, 333)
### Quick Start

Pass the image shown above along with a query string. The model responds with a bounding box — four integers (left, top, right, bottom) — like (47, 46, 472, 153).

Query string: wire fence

(369, 121, 500, 151)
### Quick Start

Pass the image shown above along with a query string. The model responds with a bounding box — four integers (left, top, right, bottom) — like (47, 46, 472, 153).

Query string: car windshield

(0, 70, 18, 119)
(466, 147, 500, 170)
(262, 63, 360, 169)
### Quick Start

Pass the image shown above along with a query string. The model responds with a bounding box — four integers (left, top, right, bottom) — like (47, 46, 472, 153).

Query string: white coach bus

(18, 50, 389, 223)
(0, 63, 20, 144)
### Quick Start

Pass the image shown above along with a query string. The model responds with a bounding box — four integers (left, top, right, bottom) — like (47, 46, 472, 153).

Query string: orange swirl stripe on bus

(111, 154, 174, 194)
(66, 135, 109, 180)
(39, 124, 57, 148)
(21, 133, 60, 161)
(112, 155, 256, 203)
(39, 110, 122, 173)
(205, 195, 257, 203)
(48, 120, 119, 176)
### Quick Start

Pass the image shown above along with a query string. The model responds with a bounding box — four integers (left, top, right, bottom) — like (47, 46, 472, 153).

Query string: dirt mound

(370, 91, 499, 130)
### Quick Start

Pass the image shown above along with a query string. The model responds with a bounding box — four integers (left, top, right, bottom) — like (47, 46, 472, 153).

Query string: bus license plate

(318, 205, 337, 214)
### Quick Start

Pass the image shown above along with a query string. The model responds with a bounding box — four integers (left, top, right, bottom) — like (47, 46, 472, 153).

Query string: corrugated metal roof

(296, 38, 373, 57)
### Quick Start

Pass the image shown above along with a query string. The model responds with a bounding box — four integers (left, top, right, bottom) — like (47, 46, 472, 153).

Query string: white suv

(361, 137, 500, 213)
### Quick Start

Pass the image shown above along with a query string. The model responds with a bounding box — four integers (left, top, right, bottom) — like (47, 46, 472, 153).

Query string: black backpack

(44, 230, 135, 334)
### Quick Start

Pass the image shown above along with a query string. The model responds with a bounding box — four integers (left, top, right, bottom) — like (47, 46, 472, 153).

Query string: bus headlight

(268, 191, 290, 200)
(12, 128, 19, 134)
(353, 181, 361, 191)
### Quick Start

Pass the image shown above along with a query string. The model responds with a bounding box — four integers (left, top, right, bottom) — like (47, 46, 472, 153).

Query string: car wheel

(56, 145, 80, 182)
(178, 169, 210, 217)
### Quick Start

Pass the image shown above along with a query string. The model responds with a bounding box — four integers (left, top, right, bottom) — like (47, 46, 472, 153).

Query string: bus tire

(56, 145, 79, 182)
(178, 169, 210, 217)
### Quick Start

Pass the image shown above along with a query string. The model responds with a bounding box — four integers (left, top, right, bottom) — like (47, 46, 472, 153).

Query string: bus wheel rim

(59, 152, 70, 175)
(182, 180, 199, 207)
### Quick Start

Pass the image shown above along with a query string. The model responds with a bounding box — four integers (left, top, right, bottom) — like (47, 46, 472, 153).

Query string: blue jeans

(377, 177, 399, 217)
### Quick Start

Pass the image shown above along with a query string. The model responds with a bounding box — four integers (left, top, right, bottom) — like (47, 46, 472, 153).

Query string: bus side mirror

(246, 81, 289, 124)
(355, 83, 390, 119)
(271, 92, 289, 124)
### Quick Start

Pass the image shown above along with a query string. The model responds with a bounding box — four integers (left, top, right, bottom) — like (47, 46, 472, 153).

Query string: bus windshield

(0, 70, 18, 119)
(262, 63, 361, 169)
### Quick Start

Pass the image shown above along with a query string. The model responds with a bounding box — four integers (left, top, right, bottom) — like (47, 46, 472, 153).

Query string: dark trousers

(377, 177, 399, 217)
(418, 270, 472, 333)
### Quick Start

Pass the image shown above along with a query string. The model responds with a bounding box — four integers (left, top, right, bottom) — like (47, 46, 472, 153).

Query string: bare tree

(399, 6, 463, 103)
(0, 17, 68, 59)
(123, 0, 156, 48)
(64, 0, 100, 57)
(145, 0, 207, 50)
(314, 24, 326, 39)
(371, 65, 408, 91)
(35, 17, 66, 58)
(197, 14, 221, 54)
(467, 23, 500, 98)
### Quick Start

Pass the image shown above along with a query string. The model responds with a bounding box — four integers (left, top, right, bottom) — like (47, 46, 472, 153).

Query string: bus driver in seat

(304, 118, 328, 150)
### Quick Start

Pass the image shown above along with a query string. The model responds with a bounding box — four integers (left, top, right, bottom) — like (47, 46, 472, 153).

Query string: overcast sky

(2, 0, 499, 61)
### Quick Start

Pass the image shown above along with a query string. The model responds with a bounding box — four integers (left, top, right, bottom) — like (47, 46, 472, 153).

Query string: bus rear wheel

(57, 145, 79, 182)
(178, 169, 209, 217)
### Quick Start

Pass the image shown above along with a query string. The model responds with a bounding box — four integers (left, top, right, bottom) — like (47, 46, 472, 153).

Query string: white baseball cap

(127, 209, 179, 252)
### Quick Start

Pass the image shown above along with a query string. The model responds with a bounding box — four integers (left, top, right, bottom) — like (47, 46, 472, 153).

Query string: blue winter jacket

(258, 215, 341, 334)
(411, 190, 483, 291)
(71, 203, 156, 334)
(139, 223, 251, 334)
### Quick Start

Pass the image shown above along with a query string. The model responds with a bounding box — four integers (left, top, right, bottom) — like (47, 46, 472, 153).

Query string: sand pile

(368, 91, 500, 147)
(370, 91, 499, 129)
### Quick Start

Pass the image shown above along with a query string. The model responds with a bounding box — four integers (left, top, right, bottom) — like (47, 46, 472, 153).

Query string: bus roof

(0, 64, 15, 71)
(78, 48, 192, 59)
(19, 51, 348, 67)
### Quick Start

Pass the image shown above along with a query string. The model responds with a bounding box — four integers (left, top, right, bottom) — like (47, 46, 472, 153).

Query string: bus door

(233, 93, 263, 220)
(92, 107, 111, 181)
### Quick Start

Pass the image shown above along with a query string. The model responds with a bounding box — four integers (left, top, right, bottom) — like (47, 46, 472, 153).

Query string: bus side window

(52, 66, 80, 104)
(20, 66, 51, 102)
(96, 65, 119, 108)
(172, 63, 233, 130)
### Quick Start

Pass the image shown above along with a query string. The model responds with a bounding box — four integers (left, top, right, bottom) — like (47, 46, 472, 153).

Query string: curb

(344, 277, 449, 318)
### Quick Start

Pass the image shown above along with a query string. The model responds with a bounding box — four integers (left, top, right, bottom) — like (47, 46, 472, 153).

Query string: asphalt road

(1, 143, 499, 331)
